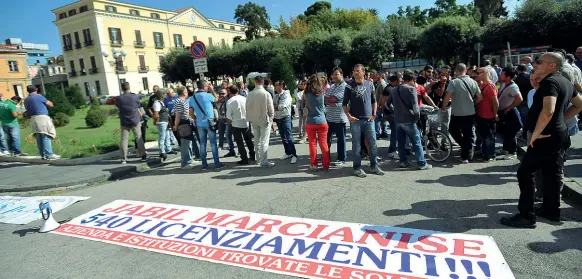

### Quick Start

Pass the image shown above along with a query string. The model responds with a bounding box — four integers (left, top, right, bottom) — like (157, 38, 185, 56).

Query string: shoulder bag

(176, 100, 193, 138)
(193, 94, 219, 132)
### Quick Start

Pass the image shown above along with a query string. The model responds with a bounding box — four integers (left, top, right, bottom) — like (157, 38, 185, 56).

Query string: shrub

(65, 85, 87, 109)
(107, 106, 119, 116)
(268, 54, 297, 94)
(53, 112, 70, 127)
(85, 107, 107, 128)
(91, 96, 100, 106)
(45, 85, 75, 117)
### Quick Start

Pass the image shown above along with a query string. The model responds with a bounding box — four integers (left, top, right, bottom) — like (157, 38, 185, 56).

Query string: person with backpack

(152, 89, 174, 161)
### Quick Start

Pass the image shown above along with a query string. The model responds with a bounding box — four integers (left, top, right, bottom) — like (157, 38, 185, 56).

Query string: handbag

(193, 94, 219, 132)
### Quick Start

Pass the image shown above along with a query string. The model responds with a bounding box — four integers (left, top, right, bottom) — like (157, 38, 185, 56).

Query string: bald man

(521, 56, 534, 74)
(501, 52, 575, 228)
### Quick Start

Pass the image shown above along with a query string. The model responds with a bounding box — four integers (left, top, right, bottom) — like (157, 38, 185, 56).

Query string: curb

(516, 140, 582, 205)
(0, 142, 159, 166)
(0, 155, 180, 193)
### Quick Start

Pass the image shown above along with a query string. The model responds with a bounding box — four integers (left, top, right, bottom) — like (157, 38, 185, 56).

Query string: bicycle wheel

(425, 130, 452, 162)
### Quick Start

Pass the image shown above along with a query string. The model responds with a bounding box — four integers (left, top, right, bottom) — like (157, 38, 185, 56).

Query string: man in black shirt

(501, 53, 574, 228)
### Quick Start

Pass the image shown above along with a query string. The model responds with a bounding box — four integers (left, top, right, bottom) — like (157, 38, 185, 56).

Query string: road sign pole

(478, 50, 481, 68)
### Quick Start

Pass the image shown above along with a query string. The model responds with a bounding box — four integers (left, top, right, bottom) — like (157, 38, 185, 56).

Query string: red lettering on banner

(306, 224, 329, 239)
(355, 230, 397, 247)
(134, 207, 166, 217)
(192, 212, 233, 225)
(102, 203, 132, 213)
(221, 216, 250, 229)
(452, 239, 486, 258)
(413, 236, 448, 253)
(395, 233, 413, 250)
(247, 218, 283, 233)
(279, 222, 311, 236)
(321, 227, 354, 243)
(115, 205, 143, 215)
(164, 209, 189, 221)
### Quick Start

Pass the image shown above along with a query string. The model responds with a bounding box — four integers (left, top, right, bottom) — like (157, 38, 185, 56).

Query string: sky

(0, 0, 520, 56)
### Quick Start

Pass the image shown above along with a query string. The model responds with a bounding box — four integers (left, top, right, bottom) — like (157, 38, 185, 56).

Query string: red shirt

(416, 84, 428, 106)
(476, 82, 498, 119)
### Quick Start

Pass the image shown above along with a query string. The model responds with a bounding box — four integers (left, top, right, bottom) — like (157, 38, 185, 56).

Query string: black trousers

(475, 117, 496, 159)
(232, 126, 255, 162)
(517, 132, 570, 220)
(498, 109, 522, 154)
(449, 115, 475, 160)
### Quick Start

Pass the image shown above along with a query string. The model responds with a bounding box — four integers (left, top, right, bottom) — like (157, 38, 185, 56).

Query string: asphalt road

(1, 132, 581, 279)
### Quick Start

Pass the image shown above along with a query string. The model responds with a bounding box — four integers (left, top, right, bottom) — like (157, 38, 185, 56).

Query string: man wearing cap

(23, 85, 60, 160)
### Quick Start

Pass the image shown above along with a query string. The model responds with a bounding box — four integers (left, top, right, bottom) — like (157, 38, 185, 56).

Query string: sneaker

(260, 161, 275, 168)
(399, 162, 411, 168)
(45, 154, 61, 161)
(167, 150, 178, 155)
(460, 160, 469, 164)
(505, 153, 517, 160)
(224, 152, 236, 158)
(141, 155, 149, 162)
(291, 156, 298, 164)
(160, 153, 168, 162)
(13, 152, 28, 157)
(281, 154, 293, 160)
(181, 164, 196, 170)
(215, 163, 226, 170)
(308, 166, 318, 172)
(333, 161, 346, 166)
(0, 151, 10, 156)
(370, 167, 385, 176)
(500, 214, 536, 228)
(387, 152, 398, 160)
(419, 164, 433, 170)
(353, 169, 367, 178)
(121, 160, 127, 165)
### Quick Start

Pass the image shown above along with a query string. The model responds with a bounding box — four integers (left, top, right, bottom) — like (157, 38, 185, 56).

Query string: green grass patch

(19, 105, 157, 159)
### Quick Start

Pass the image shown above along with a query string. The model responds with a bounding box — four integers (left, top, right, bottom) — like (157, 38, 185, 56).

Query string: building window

(83, 29, 93, 46)
(221, 39, 226, 47)
(69, 60, 76, 76)
(108, 27, 122, 46)
(79, 58, 86, 75)
(208, 37, 213, 46)
(119, 79, 126, 89)
(153, 32, 164, 48)
(138, 55, 148, 73)
(134, 30, 144, 47)
(173, 34, 183, 48)
(59, 13, 67, 19)
(219, 24, 224, 29)
(8, 61, 19, 72)
(193, 36, 198, 42)
(95, 81, 102, 96)
(80, 5, 88, 13)
(74, 32, 81, 49)
(151, 13, 160, 19)
(13, 85, 24, 97)
(63, 34, 73, 51)
(130, 9, 140, 16)
(162, 79, 168, 88)
(68, 9, 77, 16)
(230, 26, 235, 30)
(142, 77, 149, 91)
(90, 56, 97, 73)
(158, 55, 164, 67)
(105, 5, 117, 12)
(84, 82, 90, 96)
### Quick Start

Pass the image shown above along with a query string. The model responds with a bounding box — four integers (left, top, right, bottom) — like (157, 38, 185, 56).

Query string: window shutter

(108, 28, 113, 42)
(118, 29, 123, 41)
(135, 30, 141, 42)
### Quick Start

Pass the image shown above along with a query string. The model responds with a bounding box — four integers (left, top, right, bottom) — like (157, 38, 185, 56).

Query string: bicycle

(419, 106, 452, 162)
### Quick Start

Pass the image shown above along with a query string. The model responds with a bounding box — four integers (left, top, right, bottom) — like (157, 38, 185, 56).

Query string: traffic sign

(190, 41, 206, 58)
(474, 43, 484, 52)
(193, 58, 208, 74)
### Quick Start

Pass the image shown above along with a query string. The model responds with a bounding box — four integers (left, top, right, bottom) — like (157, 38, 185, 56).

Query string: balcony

(80, 69, 87, 76)
(134, 41, 145, 48)
(63, 45, 73, 52)
(175, 44, 185, 48)
(154, 42, 164, 49)
(69, 71, 77, 77)
(137, 66, 149, 73)
(84, 40, 94, 47)
(89, 68, 99, 74)
(75, 43, 82, 49)
(116, 66, 127, 74)
(110, 40, 123, 47)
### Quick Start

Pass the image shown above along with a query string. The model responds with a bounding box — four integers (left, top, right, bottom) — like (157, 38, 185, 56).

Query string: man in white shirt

(227, 85, 254, 165)
(246, 76, 275, 167)
(497, 66, 523, 160)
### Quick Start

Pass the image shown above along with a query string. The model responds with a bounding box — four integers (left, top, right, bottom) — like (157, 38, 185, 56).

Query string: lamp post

(35, 63, 47, 95)
(102, 48, 127, 94)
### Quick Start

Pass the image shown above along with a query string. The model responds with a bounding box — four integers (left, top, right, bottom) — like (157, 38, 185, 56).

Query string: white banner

(53, 200, 515, 279)
(0, 196, 90, 224)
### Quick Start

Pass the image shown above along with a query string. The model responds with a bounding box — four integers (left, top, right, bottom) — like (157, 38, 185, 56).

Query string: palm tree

(368, 8, 379, 17)
(474, 0, 503, 25)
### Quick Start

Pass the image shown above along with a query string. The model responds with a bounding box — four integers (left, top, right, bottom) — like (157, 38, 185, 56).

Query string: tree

(304, 1, 332, 17)
(234, 2, 271, 40)
(389, 5, 429, 27)
(368, 8, 379, 17)
(159, 48, 195, 84)
(350, 22, 394, 70)
(264, 31, 279, 38)
(268, 54, 297, 94)
(233, 36, 245, 45)
(388, 17, 422, 60)
(493, 0, 509, 18)
(45, 84, 75, 117)
(65, 85, 86, 109)
(474, 0, 503, 25)
(278, 16, 310, 39)
(420, 16, 482, 64)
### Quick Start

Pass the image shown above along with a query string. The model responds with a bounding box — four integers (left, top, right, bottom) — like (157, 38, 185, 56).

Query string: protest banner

(0, 196, 90, 224)
(53, 200, 515, 279)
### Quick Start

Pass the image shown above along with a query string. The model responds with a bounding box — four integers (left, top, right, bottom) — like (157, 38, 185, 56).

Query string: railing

(134, 41, 145, 48)
(116, 66, 128, 74)
(110, 40, 123, 47)
(84, 40, 94, 47)
(69, 71, 77, 77)
(80, 69, 87, 76)
(154, 43, 164, 49)
(74, 43, 82, 49)
(63, 45, 73, 52)
(137, 66, 149, 73)
(89, 68, 98, 74)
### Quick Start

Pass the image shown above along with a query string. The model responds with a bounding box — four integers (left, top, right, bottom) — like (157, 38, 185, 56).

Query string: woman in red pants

(305, 74, 330, 171)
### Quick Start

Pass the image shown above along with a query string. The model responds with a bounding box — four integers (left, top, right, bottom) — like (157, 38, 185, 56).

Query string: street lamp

(102, 48, 127, 94)
(35, 63, 47, 95)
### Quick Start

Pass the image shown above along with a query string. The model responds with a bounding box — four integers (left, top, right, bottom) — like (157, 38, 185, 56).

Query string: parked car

(106, 96, 116, 105)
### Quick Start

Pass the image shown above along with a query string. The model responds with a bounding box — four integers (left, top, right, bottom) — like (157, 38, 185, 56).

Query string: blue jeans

(156, 123, 172, 154)
(190, 127, 201, 158)
(275, 116, 296, 156)
(218, 120, 235, 153)
(197, 126, 221, 168)
(327, 122, 347, 162)
(2, 125, 21, 154)
(35, 133, 53, 158)
(0, 127, 6, 152)
(350, 119, 378, 170)
(180, 138, 193, 167)
(396, 122, 428, 167)
(374, 110, 388, 137)
(385, 114, 398, 153)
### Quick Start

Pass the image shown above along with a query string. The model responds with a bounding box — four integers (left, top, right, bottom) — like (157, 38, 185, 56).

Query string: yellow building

(52, 0, 247, 96)
(0, 45, 29, 99)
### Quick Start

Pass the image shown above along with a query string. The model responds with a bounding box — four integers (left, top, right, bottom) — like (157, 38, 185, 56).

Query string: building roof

(0, 44, 27, 53)
(174, 7, 191, 14)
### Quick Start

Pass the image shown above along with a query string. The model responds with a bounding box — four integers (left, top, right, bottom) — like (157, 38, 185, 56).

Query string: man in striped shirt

(326, 67, 349, 165)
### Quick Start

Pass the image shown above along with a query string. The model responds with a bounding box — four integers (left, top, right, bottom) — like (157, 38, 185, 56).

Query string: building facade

(0, 45, 30, 99)
(5, 38, 52, 66)
(52, 0, 247, 97)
